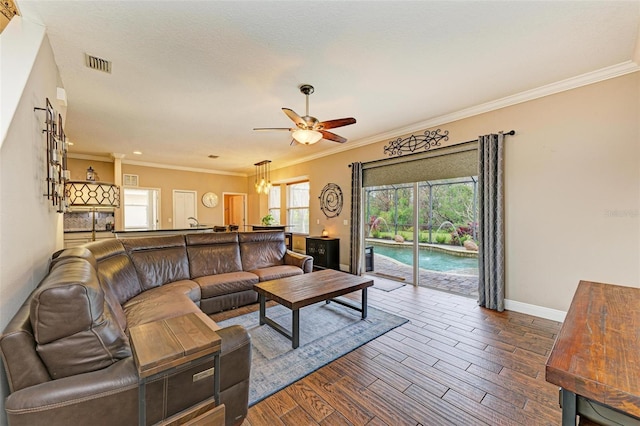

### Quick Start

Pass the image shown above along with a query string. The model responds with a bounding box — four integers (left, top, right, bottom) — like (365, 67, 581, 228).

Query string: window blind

(362, 143, 478, 187)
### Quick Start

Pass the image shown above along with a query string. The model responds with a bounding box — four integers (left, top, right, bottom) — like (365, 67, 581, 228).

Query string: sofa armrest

(284, 250, 313, 273)
(5, 358, 139, 426)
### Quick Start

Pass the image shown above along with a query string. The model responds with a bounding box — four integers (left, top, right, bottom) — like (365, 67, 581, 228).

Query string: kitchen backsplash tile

(64, 211, 115, 232)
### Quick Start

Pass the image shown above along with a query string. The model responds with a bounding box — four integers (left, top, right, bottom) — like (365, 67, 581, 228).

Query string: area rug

(217, 300, 408, 406)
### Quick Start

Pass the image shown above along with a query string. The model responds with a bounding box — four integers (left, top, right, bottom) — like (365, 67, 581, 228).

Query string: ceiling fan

(253, 84, 356, 145)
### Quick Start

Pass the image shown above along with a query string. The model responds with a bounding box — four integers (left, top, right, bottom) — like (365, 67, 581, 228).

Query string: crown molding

(68, 153, 248, 177)
(121, 159, 247, 177)
(68, 153, 113, 162)
(274, 61, 640, 172)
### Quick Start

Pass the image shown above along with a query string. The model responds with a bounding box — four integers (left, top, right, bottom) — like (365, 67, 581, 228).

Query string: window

(287, 181, 309, 233)
(268, 185, 281, 224)
(123, 188, 159, 230)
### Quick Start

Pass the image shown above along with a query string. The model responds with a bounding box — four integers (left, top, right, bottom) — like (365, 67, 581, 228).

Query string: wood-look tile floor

(211, 282, 562, 426)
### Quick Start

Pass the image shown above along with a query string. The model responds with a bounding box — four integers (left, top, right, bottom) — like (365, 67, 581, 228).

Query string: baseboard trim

(505, 299, 566, 322)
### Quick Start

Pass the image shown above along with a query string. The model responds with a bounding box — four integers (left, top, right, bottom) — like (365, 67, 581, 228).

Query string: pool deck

(371, 253, 479, 298)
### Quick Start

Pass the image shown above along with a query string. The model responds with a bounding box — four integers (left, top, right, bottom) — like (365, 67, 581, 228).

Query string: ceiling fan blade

(319, 117, 356, 130)
(282, 108, 306, 128)
(253, 127, 293, 131)
(320, 130, 347, 143)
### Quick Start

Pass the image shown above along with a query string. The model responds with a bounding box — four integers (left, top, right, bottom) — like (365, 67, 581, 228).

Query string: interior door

(224, 193, 246, 229)
(173, 190, 197, 229)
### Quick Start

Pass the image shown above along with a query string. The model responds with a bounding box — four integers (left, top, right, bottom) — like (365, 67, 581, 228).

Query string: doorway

(223, 193, 247, 230)
(123, 187, 160, 230)
(363, 177, 479, 297)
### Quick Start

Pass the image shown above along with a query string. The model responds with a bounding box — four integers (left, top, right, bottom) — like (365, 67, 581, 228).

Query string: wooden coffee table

(253, 269, 373, 349)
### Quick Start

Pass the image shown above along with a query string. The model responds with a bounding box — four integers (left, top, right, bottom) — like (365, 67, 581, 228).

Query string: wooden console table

(130, 313, 222, 426)
(546, 280, 640, 425)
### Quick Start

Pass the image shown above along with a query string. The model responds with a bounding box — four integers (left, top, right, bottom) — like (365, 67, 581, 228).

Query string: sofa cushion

(50, 244, 129, 332)
(50, 246, 97, 271)
(123, 291, 202, 329)
(86, 239, 145, 305)
(30, 258, 131, 379)
(186, 233, 243, 277)
(250, 265, 304, 282)
(123, 279, 200, 306)
(194, 272, 259, 298)
(238, 231, 286, 272)
(0, 300, 52, 392)
(121, 236, 190, 290)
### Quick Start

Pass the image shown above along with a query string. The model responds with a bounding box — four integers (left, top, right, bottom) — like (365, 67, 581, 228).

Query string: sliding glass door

(364, 177, 479, 294)
(365, 184, 414, 284)
(359, 143, 479, 294)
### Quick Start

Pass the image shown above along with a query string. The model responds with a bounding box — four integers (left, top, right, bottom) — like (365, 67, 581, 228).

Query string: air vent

(208, 155, 219, 159)
(85, 53, 112, 73)
(123, 174, 138, 186)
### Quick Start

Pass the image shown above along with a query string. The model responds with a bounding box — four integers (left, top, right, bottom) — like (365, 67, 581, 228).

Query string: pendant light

(254, 160, 272, 195)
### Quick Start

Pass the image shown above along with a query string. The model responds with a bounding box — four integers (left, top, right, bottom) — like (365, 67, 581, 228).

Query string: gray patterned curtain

(350, 162, 363, 275)
(478, 133, 505, 311)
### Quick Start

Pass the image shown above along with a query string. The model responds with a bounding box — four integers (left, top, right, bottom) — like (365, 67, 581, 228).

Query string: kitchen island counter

(113, 227, 214, 238)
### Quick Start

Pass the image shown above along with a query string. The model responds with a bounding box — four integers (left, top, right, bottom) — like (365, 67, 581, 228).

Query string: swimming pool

(370, 243, 478, 275)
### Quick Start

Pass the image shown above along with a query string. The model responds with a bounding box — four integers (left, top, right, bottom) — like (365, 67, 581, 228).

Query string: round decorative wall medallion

(202, 192, 219, 208)
(319, 183, 343, 218)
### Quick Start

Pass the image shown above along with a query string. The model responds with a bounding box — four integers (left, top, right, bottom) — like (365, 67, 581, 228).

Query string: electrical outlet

(343, 220, 348, 226)
(168, 218, 172, 222)
(316, 219, 320, 225)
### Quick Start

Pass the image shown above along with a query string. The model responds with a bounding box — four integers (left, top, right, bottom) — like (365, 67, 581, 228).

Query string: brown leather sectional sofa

(0, 231, 312, 426)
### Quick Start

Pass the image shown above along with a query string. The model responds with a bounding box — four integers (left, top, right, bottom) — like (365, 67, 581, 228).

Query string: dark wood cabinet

(306, 237, 340, 271)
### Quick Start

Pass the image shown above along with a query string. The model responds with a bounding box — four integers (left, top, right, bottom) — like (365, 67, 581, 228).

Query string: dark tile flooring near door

(211, 279, 563, 425)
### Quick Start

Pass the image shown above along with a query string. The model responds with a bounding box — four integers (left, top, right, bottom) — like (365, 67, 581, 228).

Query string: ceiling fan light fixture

(292, 129, 322, 145)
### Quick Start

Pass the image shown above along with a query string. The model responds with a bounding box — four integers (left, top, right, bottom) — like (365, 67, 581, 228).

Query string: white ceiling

(16, 1, 640, 175)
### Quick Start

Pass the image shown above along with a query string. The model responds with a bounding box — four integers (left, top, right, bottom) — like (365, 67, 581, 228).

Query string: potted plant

(261, 213, 274, 226)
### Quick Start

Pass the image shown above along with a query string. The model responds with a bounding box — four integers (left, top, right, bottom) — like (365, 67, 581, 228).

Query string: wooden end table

(129, 312, 222, 426)
(253, 269, 373, 349)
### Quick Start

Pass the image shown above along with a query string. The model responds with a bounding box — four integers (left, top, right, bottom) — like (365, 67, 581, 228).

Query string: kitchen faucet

(187, 217, 199, 227)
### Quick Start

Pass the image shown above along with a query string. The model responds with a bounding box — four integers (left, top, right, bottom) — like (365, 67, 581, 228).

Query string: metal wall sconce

(35, 98, 70, 213)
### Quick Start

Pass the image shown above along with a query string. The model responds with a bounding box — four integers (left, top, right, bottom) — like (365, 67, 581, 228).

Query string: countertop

(64, 229, 115, 234)
(113, 227, 214, 234)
